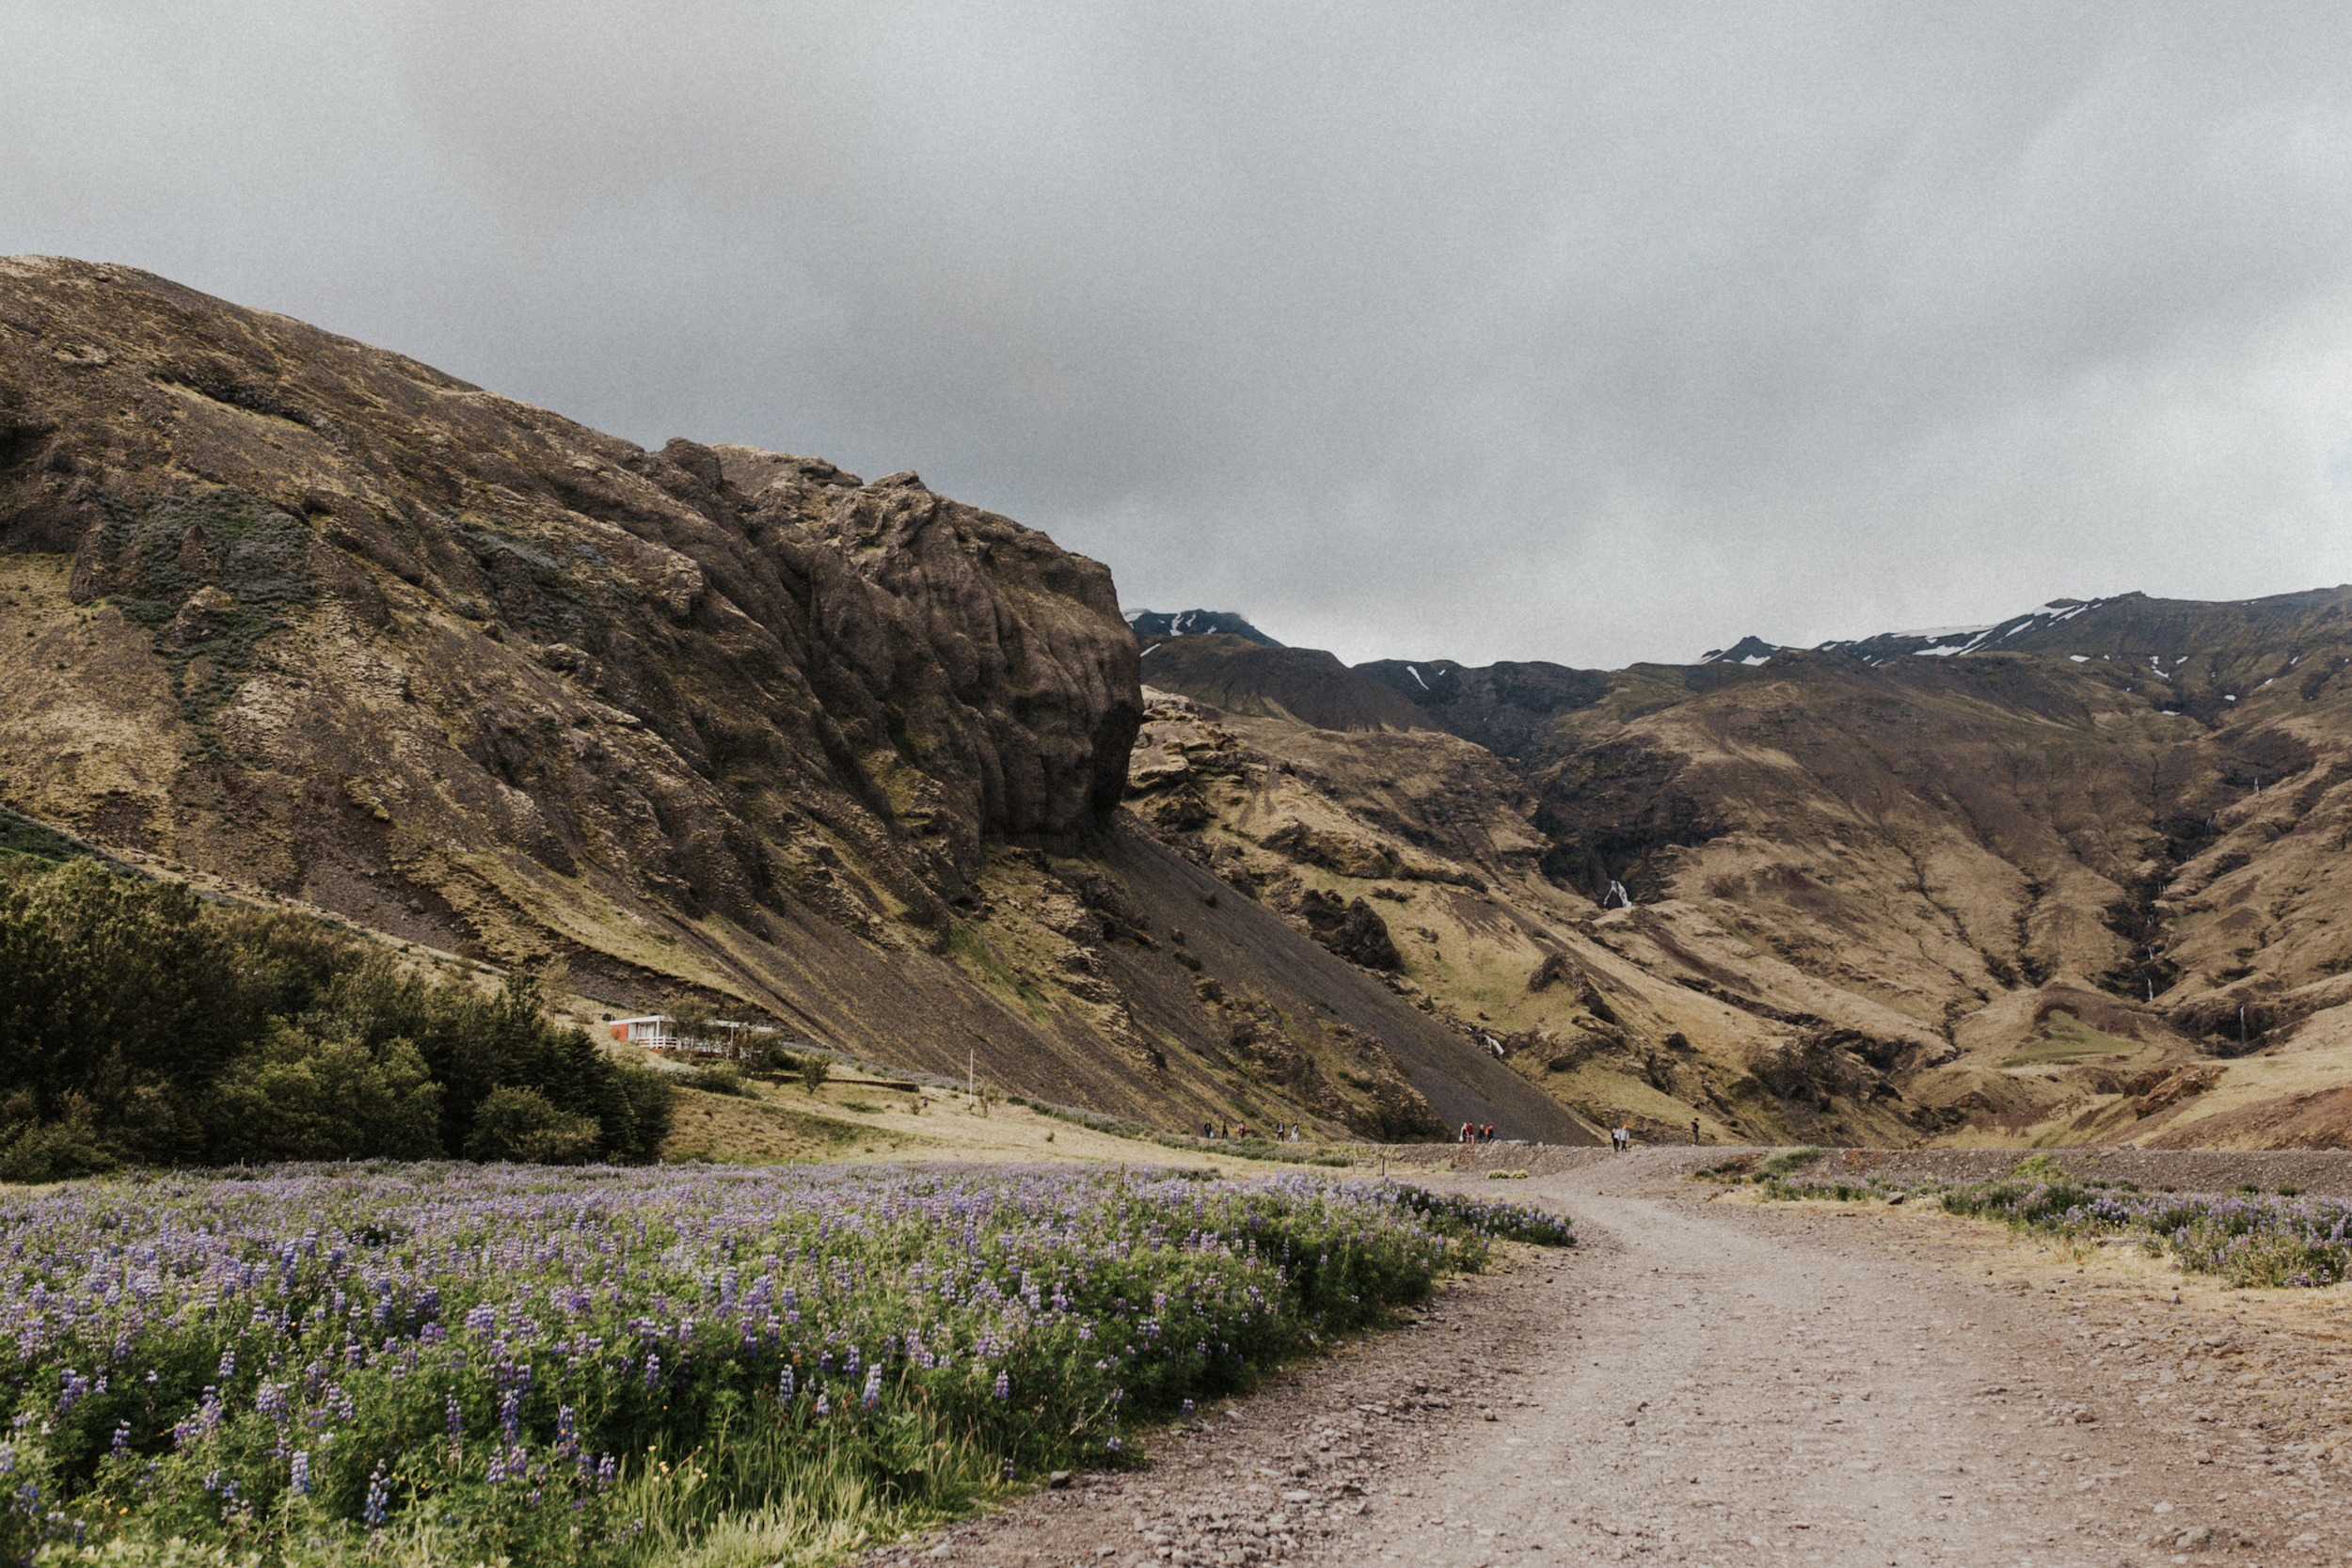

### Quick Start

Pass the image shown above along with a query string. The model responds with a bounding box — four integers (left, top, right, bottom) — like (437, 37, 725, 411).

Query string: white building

(605, 1015, 778, 1057)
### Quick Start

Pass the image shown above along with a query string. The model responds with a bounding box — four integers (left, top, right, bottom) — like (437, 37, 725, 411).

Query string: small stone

(1049, 1470, 1073, 1488)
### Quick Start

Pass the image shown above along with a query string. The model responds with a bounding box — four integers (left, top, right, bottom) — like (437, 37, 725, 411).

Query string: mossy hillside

(1997, 1009, 2146, 1069)
(93, 491, 317, 760)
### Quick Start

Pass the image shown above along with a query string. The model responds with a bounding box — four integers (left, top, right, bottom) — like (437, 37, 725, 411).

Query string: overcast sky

(9, 3, 2352, 667)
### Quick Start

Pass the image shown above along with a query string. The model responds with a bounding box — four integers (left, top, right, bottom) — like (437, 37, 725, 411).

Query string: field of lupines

(1742, 1160, 2351, 1290)
(0, 1162, 1571, 1567)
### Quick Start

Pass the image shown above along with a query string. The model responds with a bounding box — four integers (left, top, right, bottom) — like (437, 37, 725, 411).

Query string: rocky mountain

(1130, 591, 2352, 1150)
(11, 256, 2347, 1154)
(1138, 635, 1428, 734)
(0, 256, 1580, 1145)
(1126, 609, 1281, 646)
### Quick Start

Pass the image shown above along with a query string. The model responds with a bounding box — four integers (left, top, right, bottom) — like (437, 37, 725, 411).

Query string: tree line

(0, 857, 674, 1180)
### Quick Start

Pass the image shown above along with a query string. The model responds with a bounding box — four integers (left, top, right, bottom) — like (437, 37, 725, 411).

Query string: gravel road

(870, 1151, 2348, 1567)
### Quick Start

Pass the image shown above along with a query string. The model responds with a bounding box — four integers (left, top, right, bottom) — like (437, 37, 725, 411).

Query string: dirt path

(870, 1151, 2348, 1567)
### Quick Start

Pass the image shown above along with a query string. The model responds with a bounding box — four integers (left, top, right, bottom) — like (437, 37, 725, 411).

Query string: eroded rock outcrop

(0, 256, 1139, 963)
(0, 258, 1579, 1144)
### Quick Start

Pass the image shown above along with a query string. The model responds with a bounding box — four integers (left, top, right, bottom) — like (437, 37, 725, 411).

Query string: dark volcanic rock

(1296, 888, 1403, 970)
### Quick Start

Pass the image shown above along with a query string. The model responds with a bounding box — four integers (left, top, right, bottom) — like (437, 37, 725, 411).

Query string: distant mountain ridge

(1702, 586, 2352, 670)
(1125, 609, 1282, 646)
(1119, 584, 2352, 1152)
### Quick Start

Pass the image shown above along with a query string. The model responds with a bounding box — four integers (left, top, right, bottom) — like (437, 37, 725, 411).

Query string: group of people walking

(1459, 1121, 1499, 1144)
(1200, 1120, 1302, 1142)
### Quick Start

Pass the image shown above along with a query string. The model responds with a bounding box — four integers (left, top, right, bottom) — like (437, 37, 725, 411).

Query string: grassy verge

(7, 1163, 1571, 1567)
(1743, 1152, 2352, 1289)
(1692, 1146, 1820, 1183)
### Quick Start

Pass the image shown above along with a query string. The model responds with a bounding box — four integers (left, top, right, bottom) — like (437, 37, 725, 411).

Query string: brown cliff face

(0, 257, 1572, 1143)
(0, 257, 1136, 928)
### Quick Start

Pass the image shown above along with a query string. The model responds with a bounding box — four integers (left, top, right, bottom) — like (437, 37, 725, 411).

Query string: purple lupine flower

(289, 1451, 310, 1495)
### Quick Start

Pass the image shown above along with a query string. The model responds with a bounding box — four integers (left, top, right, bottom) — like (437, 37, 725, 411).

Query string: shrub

(0, 861, 675, 1175)
(684, 1063, 755, 1098)
(202, 1023, 442, 1163)
(463, 1085, 601, 1164)
(1755, 1146, 1822, 1180)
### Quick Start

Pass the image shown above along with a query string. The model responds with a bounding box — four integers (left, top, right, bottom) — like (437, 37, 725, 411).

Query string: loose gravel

(866, 1150, 2349, 1567)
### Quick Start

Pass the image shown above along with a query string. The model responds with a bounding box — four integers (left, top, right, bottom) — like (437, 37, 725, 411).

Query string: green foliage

(1761, 1165, 2352, 1290)
(204, 1025, 442, 1163)
(96, 492, 319, 761)
(1996, 1010, 2141, 1069)
(0, 859, 674, 1177)
(684, 1063, 756, 1098)
(0, 805, 99, 865)
(0, 1165, 1568, 1566)
(463, 1085, 601, 1163)
(1755, 1146, 1822, 1180)
(1756, 1177, 1882, 1203)
(799, 1053, 834, 1095)
(1388, 1184, 1577, 1247)
(661, 988, 721, 1054)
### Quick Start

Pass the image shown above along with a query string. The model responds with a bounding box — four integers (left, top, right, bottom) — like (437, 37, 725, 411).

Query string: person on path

(1692, 1118, 1701, 1145)
(1461, 1121, 1473, 1145)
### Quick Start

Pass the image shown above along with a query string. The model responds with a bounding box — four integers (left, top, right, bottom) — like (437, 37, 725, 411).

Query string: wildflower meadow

(0, 1162, 1571, 1567)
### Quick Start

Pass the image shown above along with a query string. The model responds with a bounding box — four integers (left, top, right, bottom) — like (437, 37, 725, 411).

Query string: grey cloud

(8, 2, 2352, 666)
